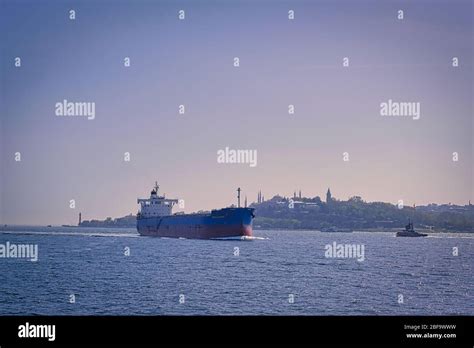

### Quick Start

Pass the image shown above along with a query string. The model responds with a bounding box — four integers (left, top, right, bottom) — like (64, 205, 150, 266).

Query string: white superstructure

(137, 182, 178, 218)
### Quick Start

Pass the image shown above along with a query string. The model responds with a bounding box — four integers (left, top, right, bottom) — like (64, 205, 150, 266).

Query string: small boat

(396, 220, 427, 237)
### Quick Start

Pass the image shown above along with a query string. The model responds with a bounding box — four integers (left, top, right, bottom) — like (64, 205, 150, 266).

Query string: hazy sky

(1, 0, 472, 225)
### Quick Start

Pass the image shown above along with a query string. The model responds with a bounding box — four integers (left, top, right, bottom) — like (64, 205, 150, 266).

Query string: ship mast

(154, 181, 159, 194)
(237, 187, 241, 208)
(413, 203, 416, 227)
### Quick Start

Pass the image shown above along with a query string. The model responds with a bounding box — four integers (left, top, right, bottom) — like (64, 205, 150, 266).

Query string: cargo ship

(137, 183, 255, 240)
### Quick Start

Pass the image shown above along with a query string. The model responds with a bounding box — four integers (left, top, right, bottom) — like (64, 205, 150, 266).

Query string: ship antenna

(237, 187, 241, 208)
(154, 181, 159, 193)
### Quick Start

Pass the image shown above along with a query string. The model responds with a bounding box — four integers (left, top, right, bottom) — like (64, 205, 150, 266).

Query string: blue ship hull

(137, 207, 255, 239)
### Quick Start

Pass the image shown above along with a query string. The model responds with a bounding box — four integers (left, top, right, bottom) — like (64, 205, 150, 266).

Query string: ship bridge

(137, 182, 178, 217)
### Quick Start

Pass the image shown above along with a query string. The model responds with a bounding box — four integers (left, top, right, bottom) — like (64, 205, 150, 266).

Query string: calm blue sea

(0, 227, 472, 315)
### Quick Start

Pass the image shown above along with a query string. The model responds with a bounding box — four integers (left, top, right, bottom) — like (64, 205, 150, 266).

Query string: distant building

(291, 200, 320, 211)
(326, 188, 332, 203)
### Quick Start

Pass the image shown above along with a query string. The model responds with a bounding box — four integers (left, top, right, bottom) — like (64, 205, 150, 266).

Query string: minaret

(258, 190, 264, 204)
(326, 188, 332, 203)
(78, 212, 82, 226)
(299, 190, 301, 199)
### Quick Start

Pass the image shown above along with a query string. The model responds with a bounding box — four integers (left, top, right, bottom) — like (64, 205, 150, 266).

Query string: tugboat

(396, 219, 427, 237)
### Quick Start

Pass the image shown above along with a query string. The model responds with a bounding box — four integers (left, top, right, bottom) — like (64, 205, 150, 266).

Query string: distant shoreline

(0, 225, 471, 234)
